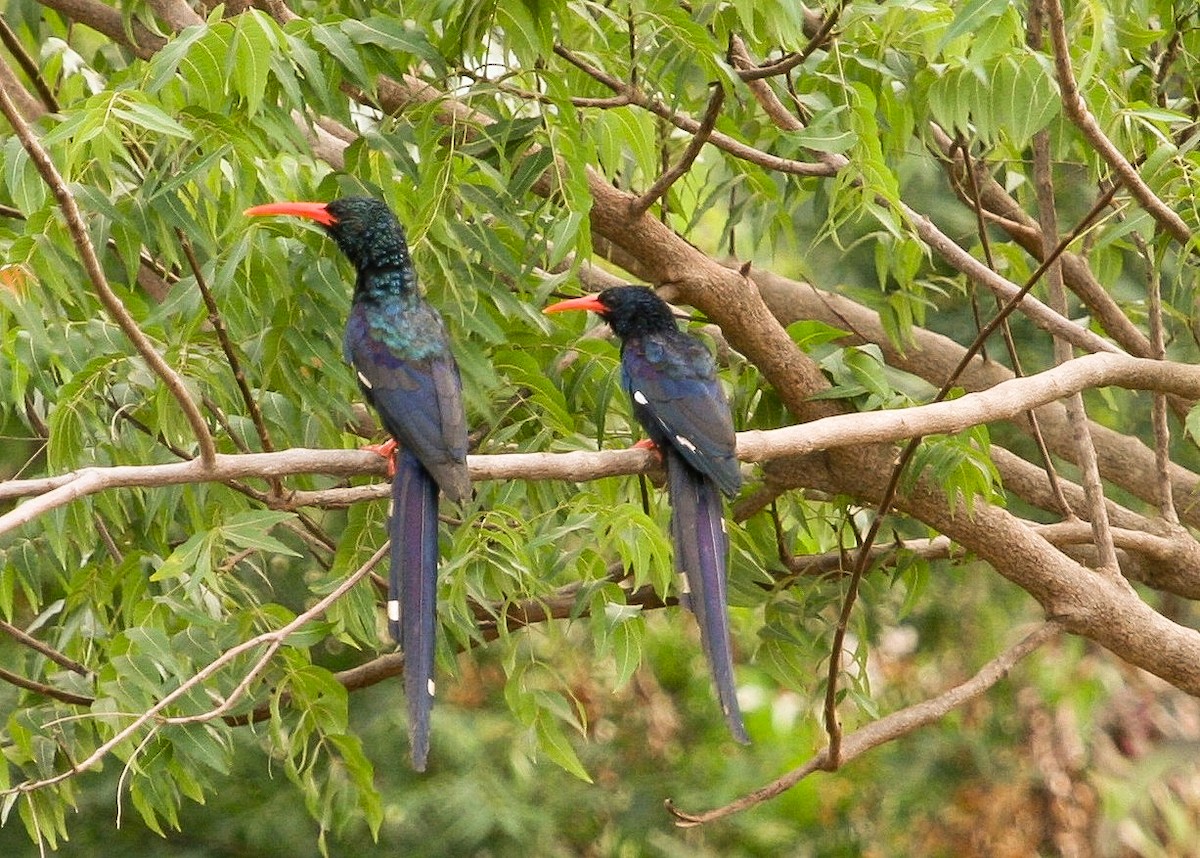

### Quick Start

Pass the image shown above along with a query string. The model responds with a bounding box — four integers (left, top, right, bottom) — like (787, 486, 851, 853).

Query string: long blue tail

(390, 449, 440, 771)
(664, 448, 749, 743)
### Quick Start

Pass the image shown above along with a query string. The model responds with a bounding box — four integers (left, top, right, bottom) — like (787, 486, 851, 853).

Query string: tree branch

(667, 622, 1062, 826)
(0, 543, 389, 797)
(1032, 122, 1119, 574)
(628, 83, 724, 216)
(1045, 0, 1192, 246)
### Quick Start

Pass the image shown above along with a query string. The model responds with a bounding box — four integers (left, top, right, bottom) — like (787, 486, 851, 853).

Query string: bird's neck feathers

(340, 229, 419, 304)
(353, 263, 419, 306)
(324, 214, 416, 303)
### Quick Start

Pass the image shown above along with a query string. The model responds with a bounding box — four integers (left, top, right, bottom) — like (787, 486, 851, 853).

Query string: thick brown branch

(36, 0, 166, 59)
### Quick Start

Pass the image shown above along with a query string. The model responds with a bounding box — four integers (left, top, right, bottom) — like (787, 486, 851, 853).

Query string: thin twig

(1, 542, 389, 796)
(225, 575, 669, 727)
(667, 622, 1061, 826)
(1045, 0, 1191, 246)
(1132, 230, 1178, 523)
(958, 139, 1072, 517)
(553, 44, 837, 178)
(1032, 123, 1119, 574)
(629, 84, 724, 216)
(0, 619, 90, 676)
(0, 666, 92, 706)
(178, 230, 276, 454)
(735, 0, 848, 82)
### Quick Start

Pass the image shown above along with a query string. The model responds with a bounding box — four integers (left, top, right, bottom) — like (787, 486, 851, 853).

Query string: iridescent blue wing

(344, 303, 470, 502)
(620, 329, 741, 497)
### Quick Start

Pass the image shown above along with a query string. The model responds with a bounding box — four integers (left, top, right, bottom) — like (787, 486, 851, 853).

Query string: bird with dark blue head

(246, 196, 469, 771)
(545, 285, 748, 743)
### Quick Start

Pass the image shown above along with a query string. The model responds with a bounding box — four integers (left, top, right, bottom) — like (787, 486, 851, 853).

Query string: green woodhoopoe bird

(545, 286, 748, 743)
(246, 197, 470, 771)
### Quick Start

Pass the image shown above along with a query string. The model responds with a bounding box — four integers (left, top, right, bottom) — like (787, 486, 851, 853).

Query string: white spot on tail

(387, 601, 400, 622)
(633, 390, 648, 405)
(357, 370, 373, 389)
(675, 434, 697, 453)
(427, 679, 436, 697)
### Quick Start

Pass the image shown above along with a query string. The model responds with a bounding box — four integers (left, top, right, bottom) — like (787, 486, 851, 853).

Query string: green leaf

(220, 510, 302, 557)
(608, 605, 644, 690)
(341, 16, 440, 67)
(310, 23, 367, 84)
(938, 0, 1011, 51)
(987, 55, 1060, 147)
(3, 137, 47, 214)
(534, 713, 592, 783)
(231, 10, 277, 117)
(112, 96, 192, 139)
(144, 23, 212, 93)
(152, 529, 216, 582)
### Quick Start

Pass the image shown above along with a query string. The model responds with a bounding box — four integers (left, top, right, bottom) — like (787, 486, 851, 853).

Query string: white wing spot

(675, 434, 697, 453)
(357, 370, 373, 390)
(632, 390, 648, 405)
(427, 679, 436, 697)
(387, 600, 400, 622)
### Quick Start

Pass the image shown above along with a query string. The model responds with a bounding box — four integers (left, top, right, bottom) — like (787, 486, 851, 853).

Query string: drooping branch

(0, 54, 218, 468)
(667, 622, 1062, 826)
(0, 542, 389, 797)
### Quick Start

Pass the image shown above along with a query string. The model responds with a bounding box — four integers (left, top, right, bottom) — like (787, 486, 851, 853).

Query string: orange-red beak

(243, 201, 338, 226)
(543, 294, 605, 314)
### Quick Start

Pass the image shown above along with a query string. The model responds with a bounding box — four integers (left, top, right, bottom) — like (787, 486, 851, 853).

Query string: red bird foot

(363, 438, 398, 478)
(632, 438, 661, 458)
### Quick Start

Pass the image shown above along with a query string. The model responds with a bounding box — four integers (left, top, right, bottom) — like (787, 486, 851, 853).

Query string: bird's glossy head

(244, 196, 412, 275)
(543, 285, 676, 339)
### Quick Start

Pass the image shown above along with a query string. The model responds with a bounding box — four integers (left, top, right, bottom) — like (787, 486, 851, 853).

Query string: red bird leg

(631, 438, 657, 451)
(364, 438, 399, 478)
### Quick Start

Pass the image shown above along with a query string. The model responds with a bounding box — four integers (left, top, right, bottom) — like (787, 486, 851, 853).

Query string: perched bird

(245, 197, 470, 770)
(544, 286, 748, 743)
